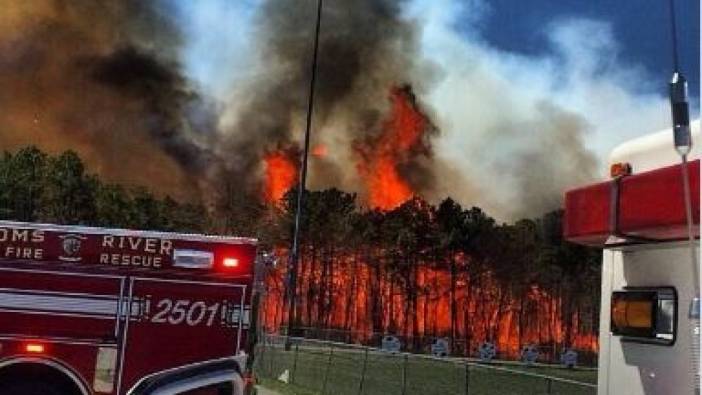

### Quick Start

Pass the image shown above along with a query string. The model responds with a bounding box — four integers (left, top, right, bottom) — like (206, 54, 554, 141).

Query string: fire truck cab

(565, 121, 700, 394)
(0, 222, 258, 395)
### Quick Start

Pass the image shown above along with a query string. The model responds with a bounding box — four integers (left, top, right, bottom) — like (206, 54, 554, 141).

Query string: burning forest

(0, 0, 611, 360)
(259, 192, 601, 360)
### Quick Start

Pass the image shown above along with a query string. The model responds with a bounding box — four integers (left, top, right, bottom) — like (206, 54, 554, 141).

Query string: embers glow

(264, 151, 298, 204)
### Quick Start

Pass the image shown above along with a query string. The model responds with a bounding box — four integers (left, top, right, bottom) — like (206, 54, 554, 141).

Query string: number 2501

(151, 299, 221, 326)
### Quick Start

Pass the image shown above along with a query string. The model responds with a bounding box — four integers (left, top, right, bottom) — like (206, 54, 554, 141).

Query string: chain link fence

(254, 335, 596, 395)
(279, 327, 598, 366)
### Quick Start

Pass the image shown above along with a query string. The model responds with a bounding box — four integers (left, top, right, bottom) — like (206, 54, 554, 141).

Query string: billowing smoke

(414, 2, 670, 219)
(191, 0, 669, 219)
(0, 0, 675, 220)
(0, 1, 214, 200)
(216, 0, 436, 204)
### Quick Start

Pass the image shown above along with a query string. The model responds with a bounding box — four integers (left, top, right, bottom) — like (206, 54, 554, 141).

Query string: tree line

(0, 146, 208, 232)
(0, 147, 602, 359)
(261, 188, 601, 360)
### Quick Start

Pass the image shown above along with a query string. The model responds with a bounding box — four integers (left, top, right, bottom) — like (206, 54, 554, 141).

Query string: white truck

(564, 120, 700, 394)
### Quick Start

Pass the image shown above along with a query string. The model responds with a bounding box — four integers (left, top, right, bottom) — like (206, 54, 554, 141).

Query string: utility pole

(286, 0, 323, 350)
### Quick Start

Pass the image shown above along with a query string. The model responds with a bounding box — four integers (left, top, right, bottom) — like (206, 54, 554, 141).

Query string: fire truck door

(118, 277, 248, 394)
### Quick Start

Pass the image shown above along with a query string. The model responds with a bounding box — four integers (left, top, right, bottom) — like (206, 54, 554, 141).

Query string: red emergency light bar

(564, 160, 700, 246)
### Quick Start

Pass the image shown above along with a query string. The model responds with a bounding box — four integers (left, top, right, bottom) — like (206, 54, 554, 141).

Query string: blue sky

(471, 0, 699, 98)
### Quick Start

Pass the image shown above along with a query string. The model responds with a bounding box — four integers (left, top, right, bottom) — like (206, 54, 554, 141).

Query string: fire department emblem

(59, 234, 86, 262)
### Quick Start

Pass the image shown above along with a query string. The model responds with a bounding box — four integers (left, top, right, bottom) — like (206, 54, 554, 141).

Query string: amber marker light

(25, 343, 45, 353)
(610, 162, 632, 178)
(611, 288, 677, 345)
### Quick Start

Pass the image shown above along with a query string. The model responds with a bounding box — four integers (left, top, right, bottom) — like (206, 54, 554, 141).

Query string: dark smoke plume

(0, 1, 213, 200)
(219, 0, 436, 198)
(491, 104, 598, 219)
(0, 0, 604, 219)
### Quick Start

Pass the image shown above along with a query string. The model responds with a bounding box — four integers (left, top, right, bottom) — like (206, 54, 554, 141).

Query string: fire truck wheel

(4, 381, 66, 395)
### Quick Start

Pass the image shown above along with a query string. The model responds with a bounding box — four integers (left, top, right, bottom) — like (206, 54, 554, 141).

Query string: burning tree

(257, 187, 601, 360)
(355, 86, 435, 210)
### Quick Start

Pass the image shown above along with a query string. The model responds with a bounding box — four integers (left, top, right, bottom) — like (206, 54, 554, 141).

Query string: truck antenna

(667, 0, 680, 73)
(667, 0, 699, 393)
(668, 0, 691, 156)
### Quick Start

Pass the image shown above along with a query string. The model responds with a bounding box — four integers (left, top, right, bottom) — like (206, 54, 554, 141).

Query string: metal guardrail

(254, 335, 597, 395)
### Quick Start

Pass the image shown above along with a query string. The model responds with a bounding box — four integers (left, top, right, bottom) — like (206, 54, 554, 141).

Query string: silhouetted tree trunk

(344, 253, 358, 331)
(450, 255, 457, 350)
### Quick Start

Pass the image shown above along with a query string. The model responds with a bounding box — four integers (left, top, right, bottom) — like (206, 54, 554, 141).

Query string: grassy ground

(254, 343, 597, 395)
(258, 378, 319, 395)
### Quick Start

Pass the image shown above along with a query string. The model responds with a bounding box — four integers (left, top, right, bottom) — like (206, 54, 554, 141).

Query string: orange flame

(260, 257, 599, 359)
(264, 151, 297, 204)
(357, 87, 428, 210)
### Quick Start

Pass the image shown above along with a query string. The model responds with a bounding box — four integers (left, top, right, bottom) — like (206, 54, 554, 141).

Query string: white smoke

(409, 0, 671, 219)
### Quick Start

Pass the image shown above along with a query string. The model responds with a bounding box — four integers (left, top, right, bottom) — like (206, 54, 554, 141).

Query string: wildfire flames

(260, 263, 599, 358)
(356, 86, 431, 210)
(262, 86, 431, 210)
(264, 151, 298, 204)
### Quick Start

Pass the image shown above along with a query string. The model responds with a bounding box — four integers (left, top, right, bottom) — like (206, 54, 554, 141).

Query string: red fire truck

(0, 220, 259, 395)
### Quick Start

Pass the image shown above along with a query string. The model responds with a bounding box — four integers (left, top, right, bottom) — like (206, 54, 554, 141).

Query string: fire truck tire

(4, 381, 66, 395)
